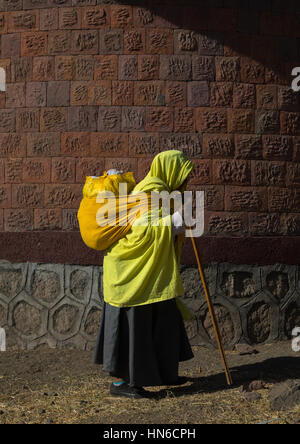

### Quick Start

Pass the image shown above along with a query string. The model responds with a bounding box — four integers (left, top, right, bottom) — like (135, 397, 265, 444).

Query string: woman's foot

(110, 382, 149, 399)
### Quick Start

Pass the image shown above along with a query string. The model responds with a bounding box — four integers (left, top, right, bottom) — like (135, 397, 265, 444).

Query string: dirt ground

(0, 342, 299, 424)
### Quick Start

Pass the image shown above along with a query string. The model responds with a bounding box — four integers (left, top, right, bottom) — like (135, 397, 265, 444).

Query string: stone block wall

(0, 260, 103, 350)
(1, 260, 299, 351)
(0, 0, 299, 265)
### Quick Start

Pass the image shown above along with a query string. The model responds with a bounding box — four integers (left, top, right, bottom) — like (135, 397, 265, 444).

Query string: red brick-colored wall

(0, 0, 300, 265)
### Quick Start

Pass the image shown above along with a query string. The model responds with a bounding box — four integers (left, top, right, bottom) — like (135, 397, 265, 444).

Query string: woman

(94, 150, 195, 399)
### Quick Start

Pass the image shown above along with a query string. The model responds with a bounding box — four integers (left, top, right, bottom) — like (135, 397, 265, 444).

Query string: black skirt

(93, 298, 194, 387)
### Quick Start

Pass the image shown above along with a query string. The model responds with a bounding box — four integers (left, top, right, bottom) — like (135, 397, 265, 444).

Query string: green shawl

(103, 150, 195, 316)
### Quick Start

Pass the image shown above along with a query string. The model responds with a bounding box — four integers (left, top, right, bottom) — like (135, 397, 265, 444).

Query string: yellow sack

(77, 171, 152, 251)
(82, 171, 136, 198)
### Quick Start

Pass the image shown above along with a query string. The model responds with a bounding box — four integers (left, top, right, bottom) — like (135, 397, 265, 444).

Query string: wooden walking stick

(187, 228, 233, 386)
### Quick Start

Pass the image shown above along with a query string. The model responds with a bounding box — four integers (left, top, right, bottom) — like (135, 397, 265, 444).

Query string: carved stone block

(241, 57, 265, 83)
(198, 32, 224, 56)
(122, 107, 145, 132)
(256, 110, 280, 134)
(71, 30, 99, 54)
(213, 160, 251, 185)
(119, 55, 138, 80)
(228, 109, 255, 134)
(47, 81, 70, 107)
(99, 29, 123, 54)
(16, 108, 39, 132)
(9, 11, 39, 32)
(23, 159, 51, 183)
(196, 108, 227, 133)
(62, 209, 79, 230)
(21, 32, 47, 56)
(4, 209, 33, 231)
(67, 106, 98, 131)
(249, 213, 282, 236)
(12, 184, 44, 208)
(111, 5, 132, 28)
(146, 107, 173, 132)
(160, 134, 202, 158)
(59, 7, 81, 30)
(225, 186, 267, 212)
(34, 209, 62, 231)
(174, 30, 198, 54)
(82, 6, 109, 29)
(188, 160, 211, 185)
(90, 133, 128, 157)
(70, 82, 88, 106)
(97, 106, 121, 132)
(263, 135, 293, 160)
(75, 56, 94, 80)
(0, 134, 25, 157)
(61, 132, 90, 156)
(280, 112, 300, 136)
(76, 158, 105, 183)
(26, 82, 47, 107)
(45, 184, 82, 208)
(165, 81, 186, 107)
(192, 56, 215, 81)
(210, 82, 233, 107)
(5, 83, 26, 108)
(33, 56, 55, 81)
(94, 55, 117, 80)
(233, 83, 256, 108)
(40, 108, 67, 132)
(52, 158, 75, 183)
(40, 8, 58, 30)
(174, 108, 194, 133)
(89, 81, 111, 106)
(187, 81, 210, 107)
(112, 81, 134, 106)
(124, 29, 145, 54)
(203, 134, 234, 158)
(48, 31, 71, 55)
(235, 135, 262, 159)
(206, 212, 249, 236)
(138, 55, 159, 80)
(216, 57, 240, 82)
(129, 133, 159, 157)
(134, 81, 165, 106)
(252, 161, 286, 187)
(256, 85, 277, 109)
(160, 55, 192, 81)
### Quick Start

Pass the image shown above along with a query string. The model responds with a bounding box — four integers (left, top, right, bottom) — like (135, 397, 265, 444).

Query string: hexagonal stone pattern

(285, 303, 300, 338)
(0, 269, 23, 300)
(247, 302, 271, 344)
(31, 270, 61, 304)
(84, 307, 102, 337)
(13, 301, 41, 336)
(202, 305, 235, 346)
(70, 270, 89, 301)
(0, 304, 7, 326)
(0, 261, 299, 350)
(53, 304, 79, 335)
(221, 271, 256, 299)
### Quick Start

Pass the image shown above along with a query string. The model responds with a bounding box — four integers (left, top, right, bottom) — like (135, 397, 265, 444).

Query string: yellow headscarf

(103, 150, 195, 318)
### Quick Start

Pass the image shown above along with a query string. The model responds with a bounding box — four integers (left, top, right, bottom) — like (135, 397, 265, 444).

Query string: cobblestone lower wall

(0, 260, 300, 350)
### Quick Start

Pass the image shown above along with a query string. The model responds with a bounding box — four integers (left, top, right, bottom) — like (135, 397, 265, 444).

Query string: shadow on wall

(112, 0, 300, 81)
